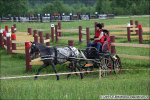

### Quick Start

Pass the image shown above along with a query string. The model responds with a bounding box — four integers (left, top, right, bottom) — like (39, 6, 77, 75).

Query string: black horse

(30, 42, 83, 80)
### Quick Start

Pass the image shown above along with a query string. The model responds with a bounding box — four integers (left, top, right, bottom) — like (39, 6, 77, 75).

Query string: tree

(41, 3, 54, 14)
(0, 0, 4, 15)
(95, 0, 102, 13)
(95, 0, 112, 14)
(53, 0, 65, 13)
(0, 0, 29, 16)
(63, 4, 74, 14)
(101, 0, 112, 14)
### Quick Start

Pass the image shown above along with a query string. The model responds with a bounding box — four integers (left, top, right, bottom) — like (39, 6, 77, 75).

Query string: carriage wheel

(100, 58, 112, 77)
(113, 55, 122, 74)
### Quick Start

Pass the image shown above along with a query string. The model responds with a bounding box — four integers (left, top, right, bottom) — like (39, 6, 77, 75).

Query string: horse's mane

(33, 42, 54, 56)
(35, 42, 48, 50)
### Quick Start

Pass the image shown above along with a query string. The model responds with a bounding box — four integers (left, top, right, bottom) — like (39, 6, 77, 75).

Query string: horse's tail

(79, 50, 87, 59)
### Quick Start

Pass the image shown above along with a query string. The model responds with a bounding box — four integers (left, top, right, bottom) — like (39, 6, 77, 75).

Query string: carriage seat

(85, 41, 109, 59)
(91, 41, 109, 53)
(101, 41, 109, 53)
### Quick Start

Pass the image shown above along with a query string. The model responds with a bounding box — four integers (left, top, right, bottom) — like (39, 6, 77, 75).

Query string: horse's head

(30, 42, 39, 58)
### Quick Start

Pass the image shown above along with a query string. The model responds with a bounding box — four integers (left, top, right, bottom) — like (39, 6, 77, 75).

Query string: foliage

(95, 0, 150, 15)
(0, 0, 29, 16)
(53, 0, 65, 13)
(0, 0, 149, 16)
(41, 3, 54, 14)
(96, 0, 112, 14)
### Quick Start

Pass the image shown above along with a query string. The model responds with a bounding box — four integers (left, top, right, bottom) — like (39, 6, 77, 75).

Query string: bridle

(30, 44, 40, 58)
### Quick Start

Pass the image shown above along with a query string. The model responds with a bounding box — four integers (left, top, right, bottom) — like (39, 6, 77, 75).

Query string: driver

(86, 23, 104, 52)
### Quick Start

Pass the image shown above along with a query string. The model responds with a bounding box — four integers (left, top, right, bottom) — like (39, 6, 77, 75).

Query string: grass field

(0, 16, 149, 99)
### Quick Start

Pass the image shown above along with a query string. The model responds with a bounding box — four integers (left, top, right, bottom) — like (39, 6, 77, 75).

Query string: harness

(68, 46, 76, 57)
(41, 46, 76, 64)
(53, 47, 57, 64)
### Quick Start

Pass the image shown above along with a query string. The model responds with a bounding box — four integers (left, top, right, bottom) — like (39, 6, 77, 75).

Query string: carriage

(30, 41, 122, 80)
(71, 41, 122, 77)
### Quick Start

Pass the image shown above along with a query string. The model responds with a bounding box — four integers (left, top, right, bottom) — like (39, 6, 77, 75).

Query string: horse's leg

(50, 61, 59, 80)
(67, 62, 75, 79)
(34, 64, 48, 80)
(74, 67, 79, 76)
(70, 62, 79, 76)
(75, 62, 83, 79)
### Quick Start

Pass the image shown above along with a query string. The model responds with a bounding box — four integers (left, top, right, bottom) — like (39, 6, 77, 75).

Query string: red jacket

(104, 35, 110, 50)
(94, 30, 103, 43)
(99, 36, 105, 44)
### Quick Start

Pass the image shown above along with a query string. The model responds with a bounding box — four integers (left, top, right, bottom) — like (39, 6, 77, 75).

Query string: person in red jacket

(102, 29, 110, 51)
(86, 23, 104, 52)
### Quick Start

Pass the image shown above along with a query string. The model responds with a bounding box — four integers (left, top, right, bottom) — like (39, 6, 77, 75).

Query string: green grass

(0, 16, 150, 99)
(1, 72, 149, 99)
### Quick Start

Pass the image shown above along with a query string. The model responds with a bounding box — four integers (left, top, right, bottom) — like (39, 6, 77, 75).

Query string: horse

(30, 42, 84, 80)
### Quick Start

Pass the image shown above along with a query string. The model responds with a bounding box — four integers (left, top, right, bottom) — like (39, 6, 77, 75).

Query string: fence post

(51, 25, 54, 42)
(34, 34, 39, 57)
(3, 31, 7, 48)
(55, 25, 58, 42)
(39, 31, 44, 44)
(46, 33, 50, 46)
(5, 26, 8, 32)
(34, 34, 38, 42)
(58, 22, 62, 37)
(79, 26, 82, 43)
(110, 36, 116, 54)
(6, 33, 12, 54)
(13, 24, 16, 28)
(86, 27, 90, 46)
(38, 31, 43, 37)
(138, 25, 143, 44)
(11, 26, 15, 33)
(11, 34, 16, 51)
(28, 28, 32, 35)
(95, 22, 98, 33)
(127, 25, 131, 42)
(135, 20, 139, 35)
(101, 23, 104, 28)
(0, 30, 4, 48)
(33, 30, 37, 37)
(68, 40, 74, 46)
(99, 67, 101, 79)
(130, 20, 133, 32)
(25, 42, 32, 72)
(13, 24, 16, 32)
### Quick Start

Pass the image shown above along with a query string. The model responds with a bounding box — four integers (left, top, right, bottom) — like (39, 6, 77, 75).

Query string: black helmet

(96, 23, 102, 29)
(103, 29, 109, 35)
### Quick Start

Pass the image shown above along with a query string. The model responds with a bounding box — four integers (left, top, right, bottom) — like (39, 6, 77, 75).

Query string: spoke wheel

(113, 55, 122, 74)
(100, 58, 112, 77)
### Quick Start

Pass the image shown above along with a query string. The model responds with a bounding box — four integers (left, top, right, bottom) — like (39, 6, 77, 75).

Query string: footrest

(85, 64, 93, 67)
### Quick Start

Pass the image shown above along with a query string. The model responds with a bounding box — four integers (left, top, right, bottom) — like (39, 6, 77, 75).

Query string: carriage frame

(68, 41, 122, 77)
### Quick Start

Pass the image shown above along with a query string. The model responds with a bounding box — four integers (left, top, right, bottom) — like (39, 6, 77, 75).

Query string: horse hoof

(57, 78, 59, 80)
